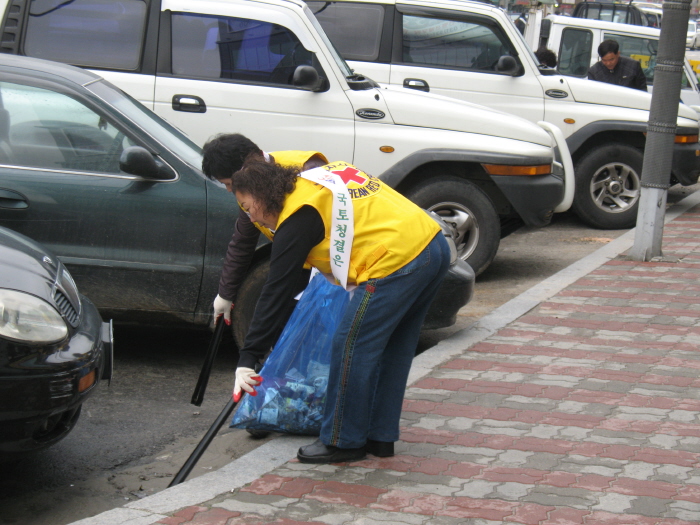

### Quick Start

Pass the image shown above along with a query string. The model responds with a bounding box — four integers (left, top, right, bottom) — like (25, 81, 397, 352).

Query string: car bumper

(424, 258, 475, 330)
(490, 173, 565, 228)
(0, 296, 112, 453)
(672, 141, 700, 186)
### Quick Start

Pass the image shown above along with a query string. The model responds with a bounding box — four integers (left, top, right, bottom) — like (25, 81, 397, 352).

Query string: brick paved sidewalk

(121, 204, 700, 525)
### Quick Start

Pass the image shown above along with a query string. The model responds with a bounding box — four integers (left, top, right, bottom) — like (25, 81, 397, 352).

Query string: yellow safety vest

(277, 162, 440, 284)
(271, 150, 328, 169)
(244, 150, 329, 240)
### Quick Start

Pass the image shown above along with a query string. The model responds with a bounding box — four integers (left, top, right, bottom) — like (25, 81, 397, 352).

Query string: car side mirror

(119, 146, 174, 180)
(496, 55, 521, 76)
(293, 65, 324, 91)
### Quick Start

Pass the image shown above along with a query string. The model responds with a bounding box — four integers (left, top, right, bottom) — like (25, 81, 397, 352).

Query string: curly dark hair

(201, 133, 262, 181)
(232, 157, 299, 215)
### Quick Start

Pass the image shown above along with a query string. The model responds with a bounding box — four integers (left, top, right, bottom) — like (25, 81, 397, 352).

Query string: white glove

(233, 367, 262, 402)
(213, 294, 233, 325)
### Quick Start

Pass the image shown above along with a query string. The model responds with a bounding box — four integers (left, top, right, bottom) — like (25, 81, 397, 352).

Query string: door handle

(172, 94, 207, 113)
(0, 188, 28, 209)
(403, 78, 430, 92)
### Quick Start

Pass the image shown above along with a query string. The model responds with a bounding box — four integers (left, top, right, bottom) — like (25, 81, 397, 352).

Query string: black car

(0, 226, 112, 454)
(0, 54, 473, 344)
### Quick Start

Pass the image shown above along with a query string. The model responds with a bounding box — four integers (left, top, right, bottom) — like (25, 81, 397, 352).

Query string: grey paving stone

(492, 482, 531, 500)
(667, 500, 700, 522)
(458, 392, 499, 406)
(400, 412, 424, 423)
(216, 495, 296, 517)
(652, 464, 694, 483)
(628, 495, 671, 517)
(473, 393, 514, 408)
(343, 509, 429, 524)
(501, 400, 558, 412)
(559, 454, 627, 470)
(322, 467, 374, 484)
(521, 452, 563, 471)
(310, 510, 359, 525)
(273, 466, 334, 480)
(592, 493, 636, 513)
(452, 479, 499, 498)
(524, 486, 599, 509)
(401, 442, 444, 458)
(404, 390, 452, 402)
(363, 469, 409, 489)
(587, 432, 648, 446)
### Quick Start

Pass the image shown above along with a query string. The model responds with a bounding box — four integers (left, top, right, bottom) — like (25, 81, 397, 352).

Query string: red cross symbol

(332, 167, 367, 185)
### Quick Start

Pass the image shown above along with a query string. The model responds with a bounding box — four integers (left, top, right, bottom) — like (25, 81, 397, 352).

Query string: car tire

(572, 143, 643, 230)
(231, 258, 270, 348)
(404, 177, 500, 276)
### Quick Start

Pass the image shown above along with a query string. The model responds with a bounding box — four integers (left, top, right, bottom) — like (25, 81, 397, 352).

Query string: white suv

(304, 0, 700, 230)
(0, 0, 572, 275)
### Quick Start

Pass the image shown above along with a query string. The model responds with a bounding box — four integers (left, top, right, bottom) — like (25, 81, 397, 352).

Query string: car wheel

(232, 258, 270, 348)
(572, 144, 643, 230)
(404, 177, 500, 276)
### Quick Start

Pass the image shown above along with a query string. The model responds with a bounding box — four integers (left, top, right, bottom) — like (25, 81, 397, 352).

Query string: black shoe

(297, 439, 366, 464)
(366, 440, 394, 457)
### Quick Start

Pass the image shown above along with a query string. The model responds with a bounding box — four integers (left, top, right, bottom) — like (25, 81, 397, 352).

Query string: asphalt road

(1, 184, 698, 525)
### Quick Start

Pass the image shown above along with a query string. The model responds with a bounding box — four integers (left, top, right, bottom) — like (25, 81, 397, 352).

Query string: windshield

(86, 81, 203, 171)
(506, 14, 541, 66)
(690, 21, 697, 33)
(303, 4, 354, 78)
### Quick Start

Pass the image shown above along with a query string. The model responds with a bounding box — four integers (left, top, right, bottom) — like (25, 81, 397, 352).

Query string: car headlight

(0, 289, 68, 343)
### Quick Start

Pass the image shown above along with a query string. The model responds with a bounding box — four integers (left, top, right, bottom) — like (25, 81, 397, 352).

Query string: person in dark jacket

(587, 39, 647, 91)
(201, 133, 327, 327)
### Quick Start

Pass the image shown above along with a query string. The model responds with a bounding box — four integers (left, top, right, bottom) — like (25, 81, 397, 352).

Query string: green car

(0, 54, 474, 344)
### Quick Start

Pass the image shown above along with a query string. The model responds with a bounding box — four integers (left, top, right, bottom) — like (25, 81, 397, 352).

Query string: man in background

(588, 39, 648, 91)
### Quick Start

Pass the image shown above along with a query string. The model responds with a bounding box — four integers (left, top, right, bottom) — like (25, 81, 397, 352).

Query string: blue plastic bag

(230, 273, 350, 435)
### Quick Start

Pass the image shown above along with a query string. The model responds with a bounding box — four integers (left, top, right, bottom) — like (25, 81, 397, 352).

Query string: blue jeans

(320, 233, 451, 448)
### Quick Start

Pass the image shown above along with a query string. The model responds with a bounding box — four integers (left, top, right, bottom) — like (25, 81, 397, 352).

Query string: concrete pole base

(629, 187, 668, 261)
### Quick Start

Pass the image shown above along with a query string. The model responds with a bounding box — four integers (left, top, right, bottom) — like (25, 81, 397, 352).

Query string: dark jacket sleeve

(218, 212, 261, 302)
(634, 61, 648, 91)
(236, 205, 325, 369)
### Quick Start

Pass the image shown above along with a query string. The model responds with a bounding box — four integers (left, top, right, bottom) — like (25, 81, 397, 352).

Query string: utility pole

(630, 0, 692, 260)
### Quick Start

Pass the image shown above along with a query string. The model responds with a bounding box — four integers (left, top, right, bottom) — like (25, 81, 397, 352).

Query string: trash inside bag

(230, 273, 350, 435)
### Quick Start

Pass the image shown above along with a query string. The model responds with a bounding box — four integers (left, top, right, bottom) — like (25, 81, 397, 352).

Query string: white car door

(152, 0, 355, 159)
(388, 6, 546, 123)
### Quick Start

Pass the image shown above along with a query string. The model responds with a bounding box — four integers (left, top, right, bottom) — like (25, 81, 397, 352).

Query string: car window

(643, 12, 661, 28)
(604, 32, 658, 85)
(0, 81, 135, 173)
(23, 0, 148, 70)
(171, 13, 320, 86)
(305, 2, 385, 61)
(400, 14, 515, 72)
(87, 81, 203, 170)
(557, 27, 592, 77)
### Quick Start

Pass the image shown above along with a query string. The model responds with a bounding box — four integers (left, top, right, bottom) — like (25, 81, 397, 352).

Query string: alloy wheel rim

(427, 201, 479, 260)
(589, 161, 641, 213)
